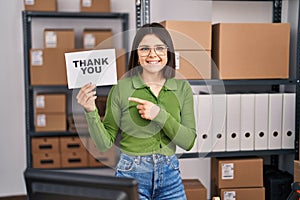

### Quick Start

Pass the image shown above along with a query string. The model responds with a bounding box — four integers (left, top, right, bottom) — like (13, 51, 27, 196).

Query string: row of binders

(177, 93, 295, 154)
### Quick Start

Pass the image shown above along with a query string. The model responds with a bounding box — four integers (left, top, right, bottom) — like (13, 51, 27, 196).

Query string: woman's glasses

(137, 45, 168, 57)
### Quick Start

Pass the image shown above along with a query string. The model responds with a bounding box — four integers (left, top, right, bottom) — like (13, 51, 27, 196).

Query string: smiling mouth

(147, 60, 160, 64)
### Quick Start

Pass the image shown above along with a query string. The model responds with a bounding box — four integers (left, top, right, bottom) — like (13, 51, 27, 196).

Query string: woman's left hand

(128, 97, 160, 120)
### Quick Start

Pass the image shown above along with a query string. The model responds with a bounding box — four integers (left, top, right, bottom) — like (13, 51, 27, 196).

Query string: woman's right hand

(76, 83, 97, 112)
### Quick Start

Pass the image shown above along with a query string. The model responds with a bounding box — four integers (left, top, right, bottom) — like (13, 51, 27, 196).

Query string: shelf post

(295, 0, 300, 160)
(22, 11, 33, 168)
(135, 0, 150, 29)
(272, 0, 282, 23)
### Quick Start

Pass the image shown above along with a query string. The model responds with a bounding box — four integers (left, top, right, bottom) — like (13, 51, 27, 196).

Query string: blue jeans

(115, 153, 187, 200)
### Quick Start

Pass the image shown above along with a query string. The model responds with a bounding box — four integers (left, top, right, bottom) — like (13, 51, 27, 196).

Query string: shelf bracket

(135, 0, 150, 29)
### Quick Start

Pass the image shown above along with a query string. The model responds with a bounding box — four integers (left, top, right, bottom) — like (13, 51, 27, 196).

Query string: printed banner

(65, 49, 117, 89)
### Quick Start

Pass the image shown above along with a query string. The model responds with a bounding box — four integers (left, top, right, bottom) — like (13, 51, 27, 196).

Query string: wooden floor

(0, 196, 26, 200)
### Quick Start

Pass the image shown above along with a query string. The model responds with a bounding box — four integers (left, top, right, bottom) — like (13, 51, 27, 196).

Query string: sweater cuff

(85, 108, 99, 119)
(153, 107, 169, 127)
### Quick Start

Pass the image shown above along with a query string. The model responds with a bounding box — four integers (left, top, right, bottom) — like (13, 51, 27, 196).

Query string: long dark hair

(127, 23, 176, 78)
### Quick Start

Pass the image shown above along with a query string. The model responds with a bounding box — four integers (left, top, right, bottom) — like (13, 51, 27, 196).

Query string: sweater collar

(131, 73, 177, 91)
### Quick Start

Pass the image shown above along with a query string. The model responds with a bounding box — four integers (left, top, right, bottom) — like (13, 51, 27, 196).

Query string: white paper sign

(64, 49, 117, 89)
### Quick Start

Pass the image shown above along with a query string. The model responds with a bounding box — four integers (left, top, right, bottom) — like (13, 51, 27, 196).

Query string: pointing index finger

(128, 97, 146, 104)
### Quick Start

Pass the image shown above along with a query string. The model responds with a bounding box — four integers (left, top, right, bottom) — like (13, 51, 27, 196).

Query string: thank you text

(65, 49, 117, 89)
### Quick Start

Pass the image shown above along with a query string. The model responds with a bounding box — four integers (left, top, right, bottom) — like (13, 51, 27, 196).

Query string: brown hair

(127, 23, 176, 78)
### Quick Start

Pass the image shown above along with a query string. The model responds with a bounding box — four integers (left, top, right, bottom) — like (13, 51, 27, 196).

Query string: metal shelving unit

(135, 0, 300, 159)
(22, 11, 129, 168)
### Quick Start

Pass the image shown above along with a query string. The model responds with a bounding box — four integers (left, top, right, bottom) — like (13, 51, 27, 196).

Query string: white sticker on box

(45, 31, 57, 48)
(37, 114, 46, 127)
(82, 0, 92, 7)
(175, 51, 180, 70)
(224, 191, 236, 200)
(222, 163, 234, 180)
(36, 96, 45, 108)
(84, 34, 96, 49)
(25, 0, 35, 5)
(31, 50, 43, 66)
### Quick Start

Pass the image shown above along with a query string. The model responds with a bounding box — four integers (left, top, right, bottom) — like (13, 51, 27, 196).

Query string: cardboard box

(60, 136, 87, 152)
(220, 187, 265, 200)
(183, 179, 207, 200)
(31, 137, 60, 153)
(30, 48, 68, 86)
(35, 113, 66, 132)
(95, 96, 107, 117)
(83, 29, 113, 49)
(61, 151, 88, 168)
(294, 160, 300, 182)
(80, 0, 110, 13)
(32, 153, 61, 168)
(24, 0, 57, 12)
(116, 48, 127, 79)
(35, 94, 66, 113)
(212, 23, 290, 79)
(160, 20, 211, 50)
(175, 50, 211, 79)
(86, 137, 117, 167)
(211, 157, 263, 189)
(87, 150, 117, 167)
(44, 29, 75, 49)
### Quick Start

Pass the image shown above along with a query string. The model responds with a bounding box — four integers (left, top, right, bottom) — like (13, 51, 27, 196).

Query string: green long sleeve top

(85, 73, 196, 156)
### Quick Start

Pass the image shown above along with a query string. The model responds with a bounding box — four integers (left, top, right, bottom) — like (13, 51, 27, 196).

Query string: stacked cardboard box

(24, 0, 57, 11)
(95, 96, 108, 117)
(68, 114, 88, 134)
(161, 20, 212, 80)
(183, 179, 207, 200)
(31, 137, 61, 168)
(85, 137, 117, 167)
(83, 29, 113, 49)
(211, 157, 265, 200)
(115, 48, 127, 79)
(34, 94, 66, 132)
(80, 0, 110, 13)
(44, 29, 75, 49)
(212, 23, 290, 79)
(60, 136, 88, 168)
(32, 136, 115, 169)
(30, 29, 75, 85)
(294, 160, 300, 182)
(24, 0, 110, 12)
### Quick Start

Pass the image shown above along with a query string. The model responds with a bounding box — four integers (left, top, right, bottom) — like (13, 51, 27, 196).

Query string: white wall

(0, 0, 26, 197)
(0, 0, 298, 198)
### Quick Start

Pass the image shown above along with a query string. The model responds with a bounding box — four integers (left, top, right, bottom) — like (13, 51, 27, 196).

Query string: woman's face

(137, 34, 168, 75)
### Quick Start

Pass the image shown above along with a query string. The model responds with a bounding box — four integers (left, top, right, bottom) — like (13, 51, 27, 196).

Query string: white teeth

(148, 61, 159, 64)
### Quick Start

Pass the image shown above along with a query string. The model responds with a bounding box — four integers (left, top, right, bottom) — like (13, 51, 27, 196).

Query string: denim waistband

(120, 152, 176, 165)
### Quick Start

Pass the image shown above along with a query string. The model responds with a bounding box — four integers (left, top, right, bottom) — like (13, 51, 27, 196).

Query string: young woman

(77, 22, 196, 200)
